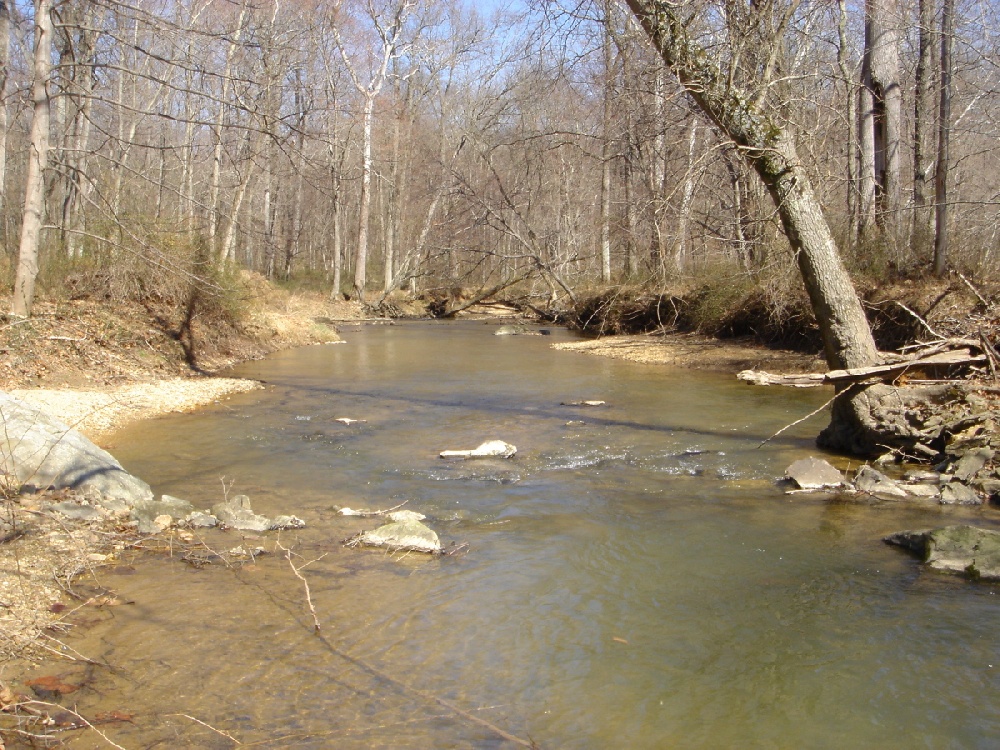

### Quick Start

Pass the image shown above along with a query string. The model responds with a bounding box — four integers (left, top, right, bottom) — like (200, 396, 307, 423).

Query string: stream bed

(42, 322, 1000, 748)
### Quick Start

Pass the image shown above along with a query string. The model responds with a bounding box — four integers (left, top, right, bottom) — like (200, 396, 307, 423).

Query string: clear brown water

(45, 322, 1000, 748)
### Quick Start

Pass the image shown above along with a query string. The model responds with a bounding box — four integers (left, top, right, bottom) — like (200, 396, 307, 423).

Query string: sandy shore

(11, 377, 263, 441)
(552, 332, 825, 373)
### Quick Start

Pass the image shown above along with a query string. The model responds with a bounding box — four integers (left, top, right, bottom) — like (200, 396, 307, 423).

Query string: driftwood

(739, 349, 986, 388)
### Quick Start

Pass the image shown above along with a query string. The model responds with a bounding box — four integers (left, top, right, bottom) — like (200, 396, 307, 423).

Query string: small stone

(270, 515, 306, 530)
(48, 502, 104, 521)
(854, 465, 907, 498)
(184, 511, 218, 528)
(386, 509, 426, 522)
(440, 440, 517, 460)
(785, 457, 843, 490)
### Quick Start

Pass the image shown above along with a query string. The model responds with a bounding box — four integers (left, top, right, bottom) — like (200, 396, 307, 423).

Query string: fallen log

(738, 349, 986, 387)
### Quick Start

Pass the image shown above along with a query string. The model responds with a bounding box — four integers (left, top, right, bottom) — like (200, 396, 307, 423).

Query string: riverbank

(552, 331, 825, 373)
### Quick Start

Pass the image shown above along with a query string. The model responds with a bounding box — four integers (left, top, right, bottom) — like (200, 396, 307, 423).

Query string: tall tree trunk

(934, 0, 953, 277)
(862, 0, 902, 238)
(857, 48, 877, 235)
(12, 0, 52, 318)
(354, 93, 376, 299)
(912, 0, 936, 259)
(599, 5, 615, 284)
(0, 0, 10, 248)
(837, 0, 858, 244)
(209, 1, 249, 258)
(673, 118, 698, 271)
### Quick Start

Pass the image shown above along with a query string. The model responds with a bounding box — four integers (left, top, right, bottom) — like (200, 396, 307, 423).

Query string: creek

(55, 322, 1000, 748)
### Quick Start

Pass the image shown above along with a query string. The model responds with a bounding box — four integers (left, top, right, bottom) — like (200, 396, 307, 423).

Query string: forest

(0, 0, 997, 328)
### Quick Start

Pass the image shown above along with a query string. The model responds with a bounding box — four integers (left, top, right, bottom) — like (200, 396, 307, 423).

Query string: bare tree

(11, 0, 53, 318)
(934, 0, 953, 276)
(912, 0, 936, 258)
(333, 0, 415, 301)
(0, 0, 10, 246)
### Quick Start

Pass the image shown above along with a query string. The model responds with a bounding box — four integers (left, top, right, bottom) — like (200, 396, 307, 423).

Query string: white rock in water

(440, 440, 517, 459)
(387, 509, 426, 522)
(335, 417, 366, 425)
(785, 456, 843, 490)
(356, 519, 441, 553)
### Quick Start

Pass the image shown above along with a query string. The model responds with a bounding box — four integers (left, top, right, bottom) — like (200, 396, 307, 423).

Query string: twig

(169, 713, 243, 744)
(892, 300, 943, 339)
(336, 500, 409, 517)
(270, 540, 534, 746)
(276, 539, 325, 633)
(18, 700, 129, 750)
(953, 269, 990, 307)
(757, 390, 841, 448)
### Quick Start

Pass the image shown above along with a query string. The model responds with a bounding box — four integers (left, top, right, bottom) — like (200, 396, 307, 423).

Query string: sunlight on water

(50, 322, 1000, 749)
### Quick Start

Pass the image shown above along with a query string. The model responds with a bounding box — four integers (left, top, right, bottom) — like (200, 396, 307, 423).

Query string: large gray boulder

(884, 525, 1000, 580)
(0, 391, 153, 509)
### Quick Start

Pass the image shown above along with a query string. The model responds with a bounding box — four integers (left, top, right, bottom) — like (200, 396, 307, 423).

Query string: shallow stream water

(42, 322, 1000, 748)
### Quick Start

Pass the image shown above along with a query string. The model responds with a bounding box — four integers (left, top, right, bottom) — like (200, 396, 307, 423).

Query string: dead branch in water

(276, 538, 326, 633)
(739, 348, 986, 387)
(273, 544, 536, 747)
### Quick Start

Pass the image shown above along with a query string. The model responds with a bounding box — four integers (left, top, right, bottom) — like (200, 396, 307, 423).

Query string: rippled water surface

(51, 322, 1000, 748)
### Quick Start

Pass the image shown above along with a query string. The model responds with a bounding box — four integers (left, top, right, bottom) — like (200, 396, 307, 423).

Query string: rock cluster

(0, 392, 304, 534)
(786, 453, 994, 506)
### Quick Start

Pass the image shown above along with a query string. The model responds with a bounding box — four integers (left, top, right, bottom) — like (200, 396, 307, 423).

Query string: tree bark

(12, 0, 52, 318)
(934, 0, 953, 277)
(912, 0, 936, 258)
(0, 0, 10, 245)
(869, 0, 902, 233)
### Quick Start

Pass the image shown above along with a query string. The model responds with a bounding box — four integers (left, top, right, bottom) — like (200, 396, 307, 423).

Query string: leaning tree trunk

(623, 0, 919, 456)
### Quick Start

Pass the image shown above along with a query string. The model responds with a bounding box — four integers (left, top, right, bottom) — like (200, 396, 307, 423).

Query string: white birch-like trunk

(0, 0, 10, 239)
(12, 0, 52, 318)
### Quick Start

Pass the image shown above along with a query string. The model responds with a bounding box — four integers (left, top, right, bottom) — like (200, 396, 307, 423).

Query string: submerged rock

(440, 440, 517, 460)
(350, 519, 441, 553)
(386, 509, 427, 522)
(270, 515, 306, 530)
(785, 457, 843, 490)
(212, 494, 273, 532)
(132, 494, 196, 532)
(885, 525, 1000, 580)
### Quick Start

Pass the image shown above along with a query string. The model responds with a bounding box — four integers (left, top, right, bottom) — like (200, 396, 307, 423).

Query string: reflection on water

(43, 322, 1000, 749)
